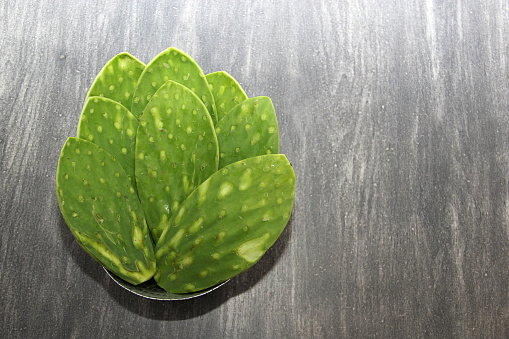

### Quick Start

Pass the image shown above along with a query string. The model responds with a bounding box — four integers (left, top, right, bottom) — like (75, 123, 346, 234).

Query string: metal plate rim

(105, 268, 229, 301)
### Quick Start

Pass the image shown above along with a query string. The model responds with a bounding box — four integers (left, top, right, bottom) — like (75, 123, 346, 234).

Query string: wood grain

(1, 0, 508, 337)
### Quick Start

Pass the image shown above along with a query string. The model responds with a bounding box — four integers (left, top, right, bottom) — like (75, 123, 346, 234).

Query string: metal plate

(105, 269, 228, 300)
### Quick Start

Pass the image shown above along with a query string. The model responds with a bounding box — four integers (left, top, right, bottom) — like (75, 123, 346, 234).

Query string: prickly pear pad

(131, 47, 217, 122)
(154, 154, 295, 293)
(206, 71, 247, 121)
(216, 96, 279, 168)
(77, 97, 138, 188)
(56, 137, 156, 285)
(135, 80, 219, 243)
(85, 52, 145, 111)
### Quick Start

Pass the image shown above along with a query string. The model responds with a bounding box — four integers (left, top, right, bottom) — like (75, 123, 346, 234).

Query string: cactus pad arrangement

(56, 47, 295, 295)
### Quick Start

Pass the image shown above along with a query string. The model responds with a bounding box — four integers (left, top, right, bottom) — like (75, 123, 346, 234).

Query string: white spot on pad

(217, 181, 234, 200)
(251, 132, 261, 145)
(211, 252, 222, 260)
(188, 216, 204, 234)
(177, 253, 193, 268)
(173, 206, 186, 226)
(132, 226, 143, 248)
(183, 283, 195, 292)
(262, 210, 272, 221)
(215, 230, 227, 245)
(198, 179, 211, 207)
(239, 168, 252, 191)
(182, 175, 191, 194)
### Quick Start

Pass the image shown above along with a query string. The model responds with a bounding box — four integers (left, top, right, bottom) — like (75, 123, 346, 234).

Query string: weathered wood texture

(1, 0, 509, 338)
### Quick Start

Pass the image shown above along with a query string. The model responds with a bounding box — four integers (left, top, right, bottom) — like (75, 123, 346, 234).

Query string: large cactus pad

(131, 47, 217, 122)
(216, 96, 279, 168)
(85, 52, 145, 111)
(135, 80, 219, 243)
(154, 154, 295, 293)
(56, 137, 156, 285)
(77, 96, 138, 187)
(206, 71, 247, 121)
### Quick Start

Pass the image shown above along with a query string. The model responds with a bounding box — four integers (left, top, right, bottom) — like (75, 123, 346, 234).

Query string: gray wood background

(1, 0, 508, 338)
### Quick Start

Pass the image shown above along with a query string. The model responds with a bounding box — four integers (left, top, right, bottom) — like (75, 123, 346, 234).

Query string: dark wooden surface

(1, 1, 509, 338)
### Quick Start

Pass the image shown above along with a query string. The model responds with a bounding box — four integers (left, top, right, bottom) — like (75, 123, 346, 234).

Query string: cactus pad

(77, 96, 138, 187)
(206, 71, 247, 121)
(216, 96, 279, 168)
(85, 52, 145, 111)
(131, 47, 217, 122)
(154, 154, 295, 293)
(56, 137, 156, 285)
(135, 80, 219, 243)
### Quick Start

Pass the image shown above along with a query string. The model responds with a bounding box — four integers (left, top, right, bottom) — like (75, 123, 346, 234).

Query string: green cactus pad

(77, 97, 138, 187)
(135, 80, 219, 243)
(215, 96, 279, 169)
(206, 71, 247, 121)
(131, 47, 217, 122)
(85, 52, 145, 111)
(154, 154, 295, 293)
(56, 137, 156, 285)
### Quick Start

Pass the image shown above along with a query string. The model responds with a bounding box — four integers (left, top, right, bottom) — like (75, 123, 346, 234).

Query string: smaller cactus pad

(131, 47, 217, 122)
(206, 71, 247, 121)
(85, 52, 145, 111)
(135, 80, 219, 243)
(77, 97, 138, 188)
(56, 137, 156, 285)
(215, 96, 279, 168)
(154, 154, 295, 293)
